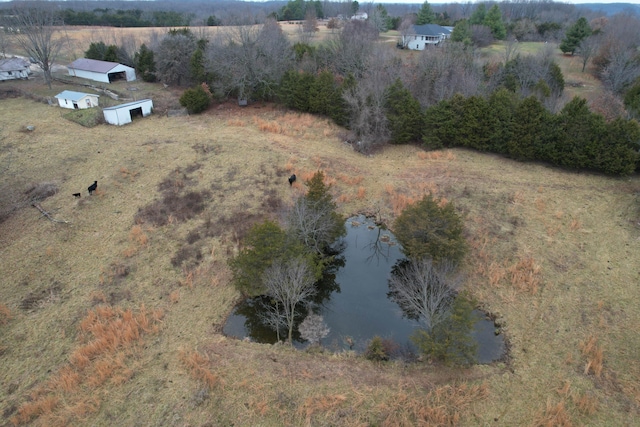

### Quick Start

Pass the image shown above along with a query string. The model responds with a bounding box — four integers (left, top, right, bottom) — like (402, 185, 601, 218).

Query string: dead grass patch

(0, 303, 11, 324)
(580, 335, 604, 378)
(377, 383, 488, 426)
(180, 350, 220, 389)
(10, 304, 163, 425)
(533, 398, 573, 427)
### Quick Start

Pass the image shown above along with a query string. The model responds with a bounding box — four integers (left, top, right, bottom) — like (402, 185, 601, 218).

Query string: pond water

(223, 215, 505, 363)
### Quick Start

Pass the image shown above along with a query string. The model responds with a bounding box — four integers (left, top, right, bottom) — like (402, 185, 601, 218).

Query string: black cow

(288, 174, 296, 186)
(72, 193, 81, 198)
(88, 181, 97, 195)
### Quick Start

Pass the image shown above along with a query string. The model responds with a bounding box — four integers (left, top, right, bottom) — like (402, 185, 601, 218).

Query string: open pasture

(0, 77, 638, 425)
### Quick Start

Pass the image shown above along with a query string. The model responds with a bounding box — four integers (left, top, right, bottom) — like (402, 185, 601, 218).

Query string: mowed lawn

(0, 76, 638, 425)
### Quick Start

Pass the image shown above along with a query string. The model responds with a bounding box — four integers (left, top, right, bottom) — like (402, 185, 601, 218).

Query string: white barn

(103, 99, 153, 126)
(67, 58, 136, 84)
(0, 57, 31, 81)
(401, 24, 451, 50)
(54, 90, 100, 109)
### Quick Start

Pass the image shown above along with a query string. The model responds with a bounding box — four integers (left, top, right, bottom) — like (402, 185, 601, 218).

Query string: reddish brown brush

(533, 399, 573, 427)
(11, 395, 60, 425)
(580, 335, 604, 378)
(0, 303, 11, 324)
(180, 350, 219, 389)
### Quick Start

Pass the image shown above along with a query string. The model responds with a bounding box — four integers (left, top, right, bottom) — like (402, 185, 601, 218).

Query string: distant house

(401, 24, 451, 50)
(67, 58, 136, 84)
(103, 99, 153, 126)
(54, 90, 99, 109)
(351, 12, 368, 21)
(0, 57, 31, 81)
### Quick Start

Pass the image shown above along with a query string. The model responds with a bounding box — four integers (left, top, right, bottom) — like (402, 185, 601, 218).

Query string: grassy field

(0, 69, 639, 425)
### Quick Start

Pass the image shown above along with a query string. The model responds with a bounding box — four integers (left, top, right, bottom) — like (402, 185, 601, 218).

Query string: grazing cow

(288, 174, 296, 186)
(88, 181, 97, 195)
(72, 193, 81, 198)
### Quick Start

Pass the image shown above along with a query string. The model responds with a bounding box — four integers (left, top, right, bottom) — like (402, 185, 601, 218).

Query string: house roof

(102, 99, 152, 111)
(54, 90, 98, 101)
(68, 58, 123, 73)
(0, 57, 30, 72)
(411, 24, 451, 37)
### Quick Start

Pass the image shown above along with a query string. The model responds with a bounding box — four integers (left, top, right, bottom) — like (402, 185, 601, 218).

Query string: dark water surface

(223, 215, 505, 363)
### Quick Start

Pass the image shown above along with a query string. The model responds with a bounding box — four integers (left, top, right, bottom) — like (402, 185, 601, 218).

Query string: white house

(0, 57, 31, 81)
(54, 90, 100, 109)
(103, 99, 153, 126)
(67, 58, 136, 84)
(351, 12, 368, 20)
(401, 24, 451, 50)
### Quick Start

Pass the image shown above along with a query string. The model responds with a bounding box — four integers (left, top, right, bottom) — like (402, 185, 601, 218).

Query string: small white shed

(68, 58, 136, 84)
(54, 90, 100, 109)
(103, 99, 153, 126)
(0, 57, 31, 81)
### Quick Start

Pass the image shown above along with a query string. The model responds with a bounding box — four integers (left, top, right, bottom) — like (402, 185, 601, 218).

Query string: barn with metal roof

(67, 58, 136, 83)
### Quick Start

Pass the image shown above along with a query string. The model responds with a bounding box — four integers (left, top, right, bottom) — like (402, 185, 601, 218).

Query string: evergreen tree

(393, 194, 467, 264)
(384, 79, 423, 144)
(560, 17, 591, 55)
(103, 45, 119, 63)
(190, 47, 207, 84)
(134, 44, 156, 82)
(509, 96, 552, 161)
(599, 118, 640, 175)
(484, 5, 506, 40)
(554, 97, 605, 169)
(623, 80, 640, 118)
(179, 85, 210, 114)
(487, 89, 518, 154)
(450, 19, 472, 45)
(411, 292, 478, 366)
(85, 41, 107, 60)
(229, 220, 316, 297)
(279, 70, 315, 112)
(469, 3, 487, 25)
(416, 1, 435, 25)
(309, 70, 346, 125)
(423, 98, 455, 149)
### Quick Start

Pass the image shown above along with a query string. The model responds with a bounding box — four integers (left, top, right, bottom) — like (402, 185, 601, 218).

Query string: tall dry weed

(11, 396, 60, 426)
(377, 383, 488, 426)
(0, 303, 11, 324)
(507, 256, 541, 294)
(533, 398, 573, 427)
(580, 335, 604, 378)
(180, 350, 220, 389)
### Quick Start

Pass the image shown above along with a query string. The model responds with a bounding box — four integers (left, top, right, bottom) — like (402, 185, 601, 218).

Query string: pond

(223, 215, 505, 363)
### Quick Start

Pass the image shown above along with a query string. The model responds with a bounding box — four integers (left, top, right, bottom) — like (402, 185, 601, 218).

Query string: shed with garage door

(103, 99, 153, 126)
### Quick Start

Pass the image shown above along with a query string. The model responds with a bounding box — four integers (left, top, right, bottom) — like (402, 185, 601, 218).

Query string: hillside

(0, 75, 639, 425)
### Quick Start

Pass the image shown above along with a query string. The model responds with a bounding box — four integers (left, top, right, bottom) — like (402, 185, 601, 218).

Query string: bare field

(0, 78, 639, 426)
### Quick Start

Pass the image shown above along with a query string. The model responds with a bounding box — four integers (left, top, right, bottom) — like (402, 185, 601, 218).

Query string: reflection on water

(223, 215, 505, 363)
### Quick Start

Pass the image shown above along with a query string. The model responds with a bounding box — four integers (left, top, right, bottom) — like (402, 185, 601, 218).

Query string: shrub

(365, 336, 390, 361)
(411, 292, 478, 366)
(393, 194, 467, 264)
(179, 85, 211, 114)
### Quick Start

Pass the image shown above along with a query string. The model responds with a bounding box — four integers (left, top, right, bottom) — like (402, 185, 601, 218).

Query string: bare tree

(388, 258, 463, 330)
(206, 19, 292, 101)
(155, 30, 198, 86)
(503, 36, 520, 63)
(298, 310, 330, 346)
(264, 257, 317, 344)
(11, 3, 66, 88)
(405, 42, 483, 108)
(578, 34, 600, 73)
(601, 46, 640, 94)
(300, 8, 318, 44)
(286, 195, 343, 255)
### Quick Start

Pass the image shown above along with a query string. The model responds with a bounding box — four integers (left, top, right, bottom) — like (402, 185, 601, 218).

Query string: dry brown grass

(180, 350, 220, 389)
(0, 303, 11, 325)
(1, 78, 638, 426)
(580, 335, 604, 378)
